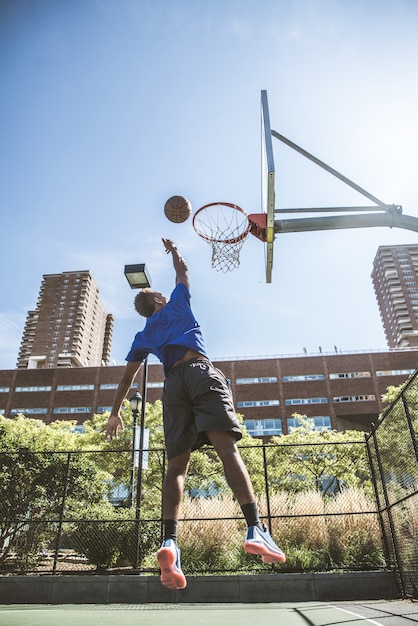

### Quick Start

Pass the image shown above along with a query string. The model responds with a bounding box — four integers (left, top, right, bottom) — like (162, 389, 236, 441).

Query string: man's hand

(106, 414, 124, 440)
(162, 238, 176, 254)
(162, 238, 189, 287)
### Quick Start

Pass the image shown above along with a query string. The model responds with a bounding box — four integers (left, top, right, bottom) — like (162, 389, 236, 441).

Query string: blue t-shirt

(125, 282, 208, 374)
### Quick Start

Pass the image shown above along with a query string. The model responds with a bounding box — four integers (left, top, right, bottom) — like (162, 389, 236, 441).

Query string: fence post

(52, 451, 71, 574)
(364, 431, 393, 571)
(370, 427, 406, 597)
(401, 392, 418, 464)
(262, 445, 272, 533)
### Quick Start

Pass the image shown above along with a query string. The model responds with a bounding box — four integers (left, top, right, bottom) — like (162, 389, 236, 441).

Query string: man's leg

(162, 449, 191, 520)
(205, 430, 255, 505)
(206, 430, 286, 564)
(157, 449, 190, 590)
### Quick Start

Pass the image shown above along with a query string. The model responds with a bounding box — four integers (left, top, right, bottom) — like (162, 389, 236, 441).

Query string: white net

(193, 203, 250, 273)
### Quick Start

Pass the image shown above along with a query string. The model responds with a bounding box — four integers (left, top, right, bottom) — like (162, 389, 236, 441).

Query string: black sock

(163, 519, 178, 542)
(241, 502, 263, 528)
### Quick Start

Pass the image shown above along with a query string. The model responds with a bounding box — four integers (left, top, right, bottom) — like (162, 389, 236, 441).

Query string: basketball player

(106, 238, 286, 590)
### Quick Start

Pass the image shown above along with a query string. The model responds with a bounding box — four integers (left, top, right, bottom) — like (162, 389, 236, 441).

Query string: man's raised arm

(162, 238, 190, 289)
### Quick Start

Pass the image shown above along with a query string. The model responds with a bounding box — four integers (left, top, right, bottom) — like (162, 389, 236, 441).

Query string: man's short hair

(134, 289, 155, 318)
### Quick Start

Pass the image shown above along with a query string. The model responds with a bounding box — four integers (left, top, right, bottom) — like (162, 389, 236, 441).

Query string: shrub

(68, 504, 139, 571)
(175, 488, 385, 574)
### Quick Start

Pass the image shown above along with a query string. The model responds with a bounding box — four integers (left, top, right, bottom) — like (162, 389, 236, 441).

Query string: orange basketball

(164, 195, 192, 223)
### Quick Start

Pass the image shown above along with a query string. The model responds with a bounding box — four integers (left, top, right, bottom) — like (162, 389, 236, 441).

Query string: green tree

(0, 415, 112, 570)
(265, 414, 371, 497)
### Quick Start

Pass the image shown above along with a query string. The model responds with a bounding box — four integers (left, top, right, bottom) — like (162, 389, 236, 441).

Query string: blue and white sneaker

(157, 539, 187, 590)
(244, 524, 286, 563)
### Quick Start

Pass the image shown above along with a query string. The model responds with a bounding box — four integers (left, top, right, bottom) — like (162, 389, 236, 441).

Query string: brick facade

(1, 349, 416, 436)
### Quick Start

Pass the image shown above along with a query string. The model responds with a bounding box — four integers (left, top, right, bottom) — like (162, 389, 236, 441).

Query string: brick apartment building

(17, 270, 113, 369)
(371, 244, 418, 348)
(1, 349, 416, 436)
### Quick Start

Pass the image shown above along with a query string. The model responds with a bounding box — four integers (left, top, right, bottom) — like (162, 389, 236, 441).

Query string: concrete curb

(0, 571, 399, 604)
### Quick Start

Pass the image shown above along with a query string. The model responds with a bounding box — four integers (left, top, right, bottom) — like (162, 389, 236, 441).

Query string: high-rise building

(371, 244, 418, 348)
(17, 271, 114, 369)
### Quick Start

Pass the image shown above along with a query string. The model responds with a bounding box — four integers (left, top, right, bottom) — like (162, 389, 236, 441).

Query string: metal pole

(134, 357, 148, 569)
(130, 406, 139, 508)
(262, 445, 273, 534)
(371, 427, 407, 597)
(364, 431, 393, 576)
(52, 452, 71, 574)
(274, 211, 418, 235)
(401, 392, 418, 464)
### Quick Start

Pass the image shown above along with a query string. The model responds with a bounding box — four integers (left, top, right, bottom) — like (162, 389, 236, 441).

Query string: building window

(56, 384, 94, 391)
(15, 386, 52, 392)
(0, 387, 10, 393)
(329, 372, 370, 379)
(376, 369, 415, 377)
(10, 408, 48, 415)
(236, 377, 278, 384)
(285, 398, 328, 405)
(287, 416, 331, 431)
(96, 406, 112, 413)
(333, 395, 376, 403)
(283, 374, 325, 382)
(147, 382, 164, 388)
(99, 383, 119, 390)
(236, 400, 280, 408)
(245, 418, 282, 437)
(53, 407, 92, 414)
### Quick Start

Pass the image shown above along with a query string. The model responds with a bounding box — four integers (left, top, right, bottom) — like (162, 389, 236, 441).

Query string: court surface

(0, 601, 417, 626)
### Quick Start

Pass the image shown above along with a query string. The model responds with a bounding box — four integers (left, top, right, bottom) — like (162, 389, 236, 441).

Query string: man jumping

(106, 238, 286, 590)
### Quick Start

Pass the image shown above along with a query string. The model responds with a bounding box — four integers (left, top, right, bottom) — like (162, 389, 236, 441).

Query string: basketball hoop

(192, 202, 251, 273)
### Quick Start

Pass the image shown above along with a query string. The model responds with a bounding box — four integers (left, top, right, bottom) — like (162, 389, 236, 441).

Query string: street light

(129, 391, 142, 508)
(125, 261, 151, 567)
(124, 264, 152, 289)
(129, 364, 148, 569)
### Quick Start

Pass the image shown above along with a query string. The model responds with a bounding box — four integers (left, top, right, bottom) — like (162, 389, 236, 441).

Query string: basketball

(164, 195, 192, 223)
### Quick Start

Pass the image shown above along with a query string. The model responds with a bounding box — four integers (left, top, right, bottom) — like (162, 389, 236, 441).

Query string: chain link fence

(1, 374, 417, 597)
(0, 441, 383, 577)
(366, 370, 418, 599)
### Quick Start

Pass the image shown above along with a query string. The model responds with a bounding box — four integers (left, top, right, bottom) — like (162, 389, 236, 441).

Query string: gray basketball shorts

(162, 358, 242, 460)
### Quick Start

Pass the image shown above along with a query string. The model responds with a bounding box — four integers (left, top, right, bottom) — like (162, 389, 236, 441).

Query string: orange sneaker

(157, 539, 187, 590)
(244, 524, 286, 563)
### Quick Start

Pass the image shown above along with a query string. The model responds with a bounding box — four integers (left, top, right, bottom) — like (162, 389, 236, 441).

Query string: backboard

(261, 90, 275, 283)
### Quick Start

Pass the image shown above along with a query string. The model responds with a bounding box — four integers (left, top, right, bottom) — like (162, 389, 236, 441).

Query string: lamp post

(125, 260, 151, 567)
(129, 391, 142, 508)
(129, 360, 148, 568)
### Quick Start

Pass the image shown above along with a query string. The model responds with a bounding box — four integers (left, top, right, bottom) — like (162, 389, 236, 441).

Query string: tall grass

(174, 487, 386, 574)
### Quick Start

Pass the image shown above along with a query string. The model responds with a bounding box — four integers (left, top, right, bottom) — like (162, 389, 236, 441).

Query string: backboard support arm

(274, 211, 418, 234)
(270, 130, 389, 208)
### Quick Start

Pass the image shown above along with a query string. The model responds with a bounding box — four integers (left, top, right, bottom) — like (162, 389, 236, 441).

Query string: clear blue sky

(1, 0, 418, 369)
